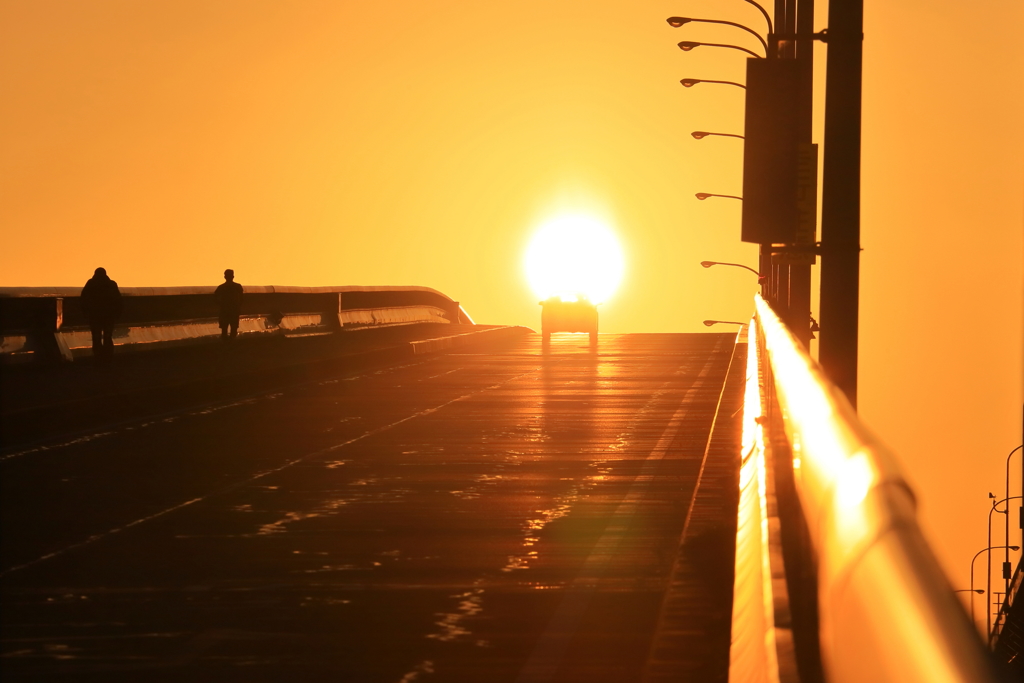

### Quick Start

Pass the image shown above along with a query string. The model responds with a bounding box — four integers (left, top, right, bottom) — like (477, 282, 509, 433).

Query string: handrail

(1, 286, 475, 361)
(0, 284, 460, 299)
(990, 556, 1022, 650)
(729, 318, 800, 683)
(751, 295, 993, 683)
(0, 285, 473, 331)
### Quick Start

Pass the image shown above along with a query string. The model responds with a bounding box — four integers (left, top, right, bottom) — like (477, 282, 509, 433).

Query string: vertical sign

(779, 143, 818, 264)
(741, 58, 799, 244)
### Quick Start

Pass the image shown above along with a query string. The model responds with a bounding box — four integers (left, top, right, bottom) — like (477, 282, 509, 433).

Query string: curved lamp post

(692, 130, 745, 140)
(703, 320, 747, 327)
(680, 78, 746, 90)
(701, 260, 761, 277)
(678, 41, 763, 59)
(954, 589, 986, 594)
(987, 492, 1023, 635)
(1003, 445, 1023, 597)
(666, 17, 769, 54)
(738, 0, 773, 33)
(971, 544, 1020, 630)
(696, 192, 742, 201)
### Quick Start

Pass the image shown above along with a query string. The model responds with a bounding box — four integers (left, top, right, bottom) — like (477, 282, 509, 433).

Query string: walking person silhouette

(215, 269, 244, 339)
(80, 267, 123, 358)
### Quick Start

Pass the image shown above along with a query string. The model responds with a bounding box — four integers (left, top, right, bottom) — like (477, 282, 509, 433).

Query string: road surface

(1, 332, 744, 682)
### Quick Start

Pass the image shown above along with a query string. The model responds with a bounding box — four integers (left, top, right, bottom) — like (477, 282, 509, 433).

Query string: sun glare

(525, 215, 625, 304)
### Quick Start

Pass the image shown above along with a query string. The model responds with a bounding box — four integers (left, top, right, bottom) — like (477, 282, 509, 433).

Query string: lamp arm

(741, 0, 774, 34)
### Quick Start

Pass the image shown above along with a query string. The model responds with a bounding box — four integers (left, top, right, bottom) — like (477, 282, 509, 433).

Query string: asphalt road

(1, 332, 744, 682)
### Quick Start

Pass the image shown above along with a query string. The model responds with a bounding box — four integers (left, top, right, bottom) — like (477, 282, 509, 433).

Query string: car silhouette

(540, 296, 598, 344)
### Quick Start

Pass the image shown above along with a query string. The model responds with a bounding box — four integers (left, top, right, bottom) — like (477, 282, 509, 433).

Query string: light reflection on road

(0, 333, 738, 681)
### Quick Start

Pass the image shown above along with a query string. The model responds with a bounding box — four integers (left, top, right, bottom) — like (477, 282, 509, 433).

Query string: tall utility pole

(818, 0, 863, 407)
(772, 0, 791, 319)
(786, 0, 815, 350)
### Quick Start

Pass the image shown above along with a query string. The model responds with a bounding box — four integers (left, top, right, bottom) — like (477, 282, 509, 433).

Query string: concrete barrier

(0, 285, 474, 362)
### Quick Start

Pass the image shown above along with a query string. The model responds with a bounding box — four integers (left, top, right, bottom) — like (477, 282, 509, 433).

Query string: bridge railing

(0, 285, 474, 361)
(990, 556, 1022, 654)
(733, 294, 993, 683)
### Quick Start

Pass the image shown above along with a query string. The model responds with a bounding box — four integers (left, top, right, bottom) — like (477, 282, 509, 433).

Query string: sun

(525, 214, 625, 304)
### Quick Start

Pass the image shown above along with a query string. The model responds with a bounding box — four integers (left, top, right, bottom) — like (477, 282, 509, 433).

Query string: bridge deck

(1, 333, 744, 682)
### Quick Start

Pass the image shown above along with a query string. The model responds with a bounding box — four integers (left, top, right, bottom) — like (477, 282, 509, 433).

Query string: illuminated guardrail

(733, 295, 993, 683)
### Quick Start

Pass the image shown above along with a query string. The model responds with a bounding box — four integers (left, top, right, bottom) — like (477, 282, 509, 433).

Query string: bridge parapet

(0, 285, 474, 361)
(733, 294, 994, 683)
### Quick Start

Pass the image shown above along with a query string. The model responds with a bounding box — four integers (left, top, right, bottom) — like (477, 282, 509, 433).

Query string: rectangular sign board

(741, 58, 799, 245)
(776, 143, 819, 265)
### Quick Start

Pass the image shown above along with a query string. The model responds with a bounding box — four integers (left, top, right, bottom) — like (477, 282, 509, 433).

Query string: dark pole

(774, 0, 789, 53)
(759, 247, 771, 302)
(1009, 446, 1024, 599)
(770, 2, 790, 317)
(818, 0, 863, 407)
(787, 0, 814, 349)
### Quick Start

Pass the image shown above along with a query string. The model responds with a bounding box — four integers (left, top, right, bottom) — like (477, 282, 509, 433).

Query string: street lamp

(692, 130, 744, 140)
(680, 78, 746, 90)
(738, 0, 773, 33)
(695, 192, 743, 201)
(665, 17, 769, 54)
(700, 264, 765, 282)
(971, 544, 1020, 630)
(703, 320, 747, 327)
(1002, 445, 1023, 597)
(678, 41, 763, 59)
(668, 0, 774, 32)
(954, 589, 986, 594)
(987, 492, 1023, 635)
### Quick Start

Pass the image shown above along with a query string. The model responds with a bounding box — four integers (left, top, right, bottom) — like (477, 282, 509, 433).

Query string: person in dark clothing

(80, 267, 123, 357)
(214, 269, 244, 339)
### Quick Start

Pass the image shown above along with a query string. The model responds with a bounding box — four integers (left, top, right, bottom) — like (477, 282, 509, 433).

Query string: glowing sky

(1, 0, 1021, 609)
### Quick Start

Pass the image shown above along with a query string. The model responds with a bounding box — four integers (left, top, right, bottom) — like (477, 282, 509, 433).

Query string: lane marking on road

(0, 357, 444, 462)
(514, 339, 724, 683)
(0, 363, 553, 578)
(0, 497, 206, 578)
(640, 334, 746, 680)
(679, 336, 744, 545)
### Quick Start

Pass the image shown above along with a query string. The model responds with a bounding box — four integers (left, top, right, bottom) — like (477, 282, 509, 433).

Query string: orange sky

(2, 0, 1022, 616)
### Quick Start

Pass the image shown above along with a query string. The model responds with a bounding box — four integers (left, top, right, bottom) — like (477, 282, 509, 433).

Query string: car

(540, 296, 598, 344)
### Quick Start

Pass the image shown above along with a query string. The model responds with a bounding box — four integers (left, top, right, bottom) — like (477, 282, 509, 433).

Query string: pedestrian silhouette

(214, 269, 243, 339)
(80, 267, 123, 358)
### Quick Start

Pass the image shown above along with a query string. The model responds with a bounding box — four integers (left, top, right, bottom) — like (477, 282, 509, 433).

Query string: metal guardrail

(0, 285, 474, 361)
(733, 295, 994, 683)
(991, 556, 1022, 659)
(730, 317, 798, 683)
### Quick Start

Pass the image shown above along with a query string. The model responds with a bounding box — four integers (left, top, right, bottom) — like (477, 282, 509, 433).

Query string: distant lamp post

(665, 17, 769, 54)
(700, 264, 765, 282)
(696, 192, 743, 201)
(692, 130, 745, 140)
(1001, 445, 1023, 597)
(703, 320, 747, 327)
(954, 589, 986, 594)
(971, 544, 1020, 629)
(678, 41, 763, 59)
(680, 78, 746, 90)
(987, 492, 1023, 635)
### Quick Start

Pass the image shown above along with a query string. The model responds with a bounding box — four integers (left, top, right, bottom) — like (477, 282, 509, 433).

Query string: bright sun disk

(525, 215, 624, 304)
